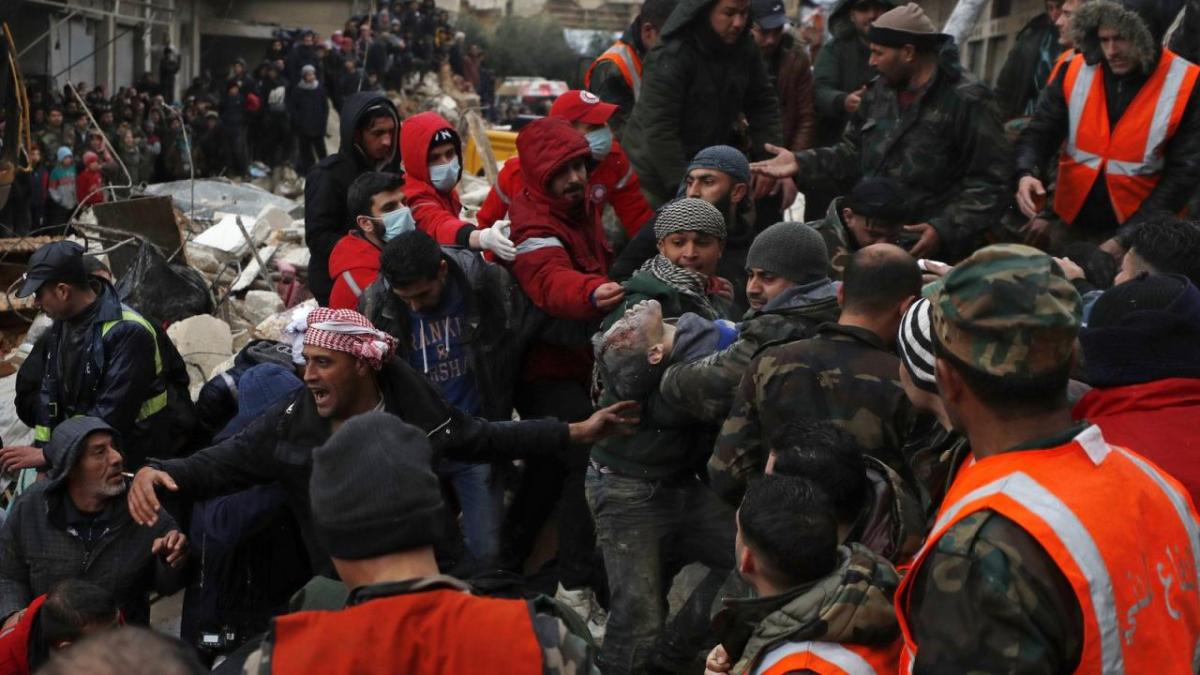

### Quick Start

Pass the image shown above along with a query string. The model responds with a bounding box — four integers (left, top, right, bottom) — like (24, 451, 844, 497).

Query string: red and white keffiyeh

(286, 306, 397, 370)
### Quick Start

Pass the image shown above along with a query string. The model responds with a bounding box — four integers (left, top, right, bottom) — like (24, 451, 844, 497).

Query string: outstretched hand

(568, 401, 641, 445)
(128, 467, 179, 527)
(749, 144, 800, 179)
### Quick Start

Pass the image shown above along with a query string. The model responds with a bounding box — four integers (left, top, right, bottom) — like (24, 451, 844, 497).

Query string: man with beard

(507, 117, 624, 639)
(610, 146, 758, 314)
(752, 3, 1009, 263)
(0, 418, 187, 628)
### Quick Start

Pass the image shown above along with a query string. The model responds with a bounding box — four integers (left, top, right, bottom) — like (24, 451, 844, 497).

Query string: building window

(992, 0, 1012, 19)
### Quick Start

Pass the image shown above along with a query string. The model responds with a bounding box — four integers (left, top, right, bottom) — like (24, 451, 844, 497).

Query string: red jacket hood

(329, 232, 381, 277)
(1074, 377, 1200, 419)
(516, 117, 591, 205)
(400, 111, 460, 185)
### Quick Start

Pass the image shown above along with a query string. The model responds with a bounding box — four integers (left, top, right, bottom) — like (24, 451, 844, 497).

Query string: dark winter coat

(620, 0, 782, 205)
(286, 82, 330, 138)
(0, 417, 180, 625)
(304, 91, 401, 305)
(150, 357, 570, 575)
(993, 12, 1061, 120)
(811, 0, 896, 147)
(769, 33, 817, 150)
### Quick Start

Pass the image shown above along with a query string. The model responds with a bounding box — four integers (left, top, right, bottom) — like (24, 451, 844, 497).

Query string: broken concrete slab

(231, 245, 279, 293)
(239, 290, 286, 326)
(144, 179, 298, 221)
(253, 298, 317, 343)
(167, 314, 234, 394)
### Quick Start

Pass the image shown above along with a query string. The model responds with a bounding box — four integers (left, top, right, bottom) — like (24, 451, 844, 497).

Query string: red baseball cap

(550, 90, 617, 125)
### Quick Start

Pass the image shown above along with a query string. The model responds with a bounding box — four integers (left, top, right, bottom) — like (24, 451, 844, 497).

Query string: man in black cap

(808, 175, 908, 279)
(751, 2, 1010, 263)
(751, 0, 815, 154)
(239, 412, 598, 674)
(0, 241, 169, 474)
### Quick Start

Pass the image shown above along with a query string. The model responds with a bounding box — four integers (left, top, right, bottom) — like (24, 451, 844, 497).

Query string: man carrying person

(584, 0, 678, 137)
(476, 90, 654, 245)
(1014, 0, 1200, 257)
(712, 244, 921, 504)
(327, 172, 411, 310)
(127, 307, 636, 577)
(0, 242, 169, 473)
(896, 244, 1200, 672)
(752, 3, 1010, 262)
(0, 418, 187, 628)
(240, 412, 598, 673)
(399, 111, 515, 260)
(657, 221, 841, 425)
(305, 91, 402, 305)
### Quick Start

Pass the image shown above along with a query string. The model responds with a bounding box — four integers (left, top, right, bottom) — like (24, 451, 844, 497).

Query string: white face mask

(429, 157, 460, 192)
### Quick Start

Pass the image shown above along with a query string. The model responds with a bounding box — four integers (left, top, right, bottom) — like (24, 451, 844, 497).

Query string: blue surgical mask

(429, 158, 460, 192)
(586, 127, 613, 160)
(376, 206, 416, 241)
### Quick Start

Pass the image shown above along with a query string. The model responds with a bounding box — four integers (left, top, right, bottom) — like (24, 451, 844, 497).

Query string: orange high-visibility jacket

(584, 40, 643, 101)
(1054, 49, 1200, 225)
(896, 425, 1200, 674)
(746, 639, 900, 675)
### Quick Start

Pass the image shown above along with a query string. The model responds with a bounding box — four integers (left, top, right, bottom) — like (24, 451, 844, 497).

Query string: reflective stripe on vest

(1055, 50, 1200, 224)
(896, 425, 1200, 674)
(100, 309, 167, 422)
(34, 425, 51, 443)
(341, 271, 364, 299)
(584, 41, 643, 100)
(753, 641, 883, 675)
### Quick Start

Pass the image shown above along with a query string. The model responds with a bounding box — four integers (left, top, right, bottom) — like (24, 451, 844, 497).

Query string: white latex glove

(479, 220, 517, 261)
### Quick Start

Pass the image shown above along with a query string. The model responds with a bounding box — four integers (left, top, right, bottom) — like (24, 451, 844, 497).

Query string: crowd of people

(3, 0, 1200, 673)
(0, 0, 494, 238)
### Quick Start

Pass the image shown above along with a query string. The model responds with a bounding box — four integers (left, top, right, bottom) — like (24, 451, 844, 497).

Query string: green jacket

(621, 0, 782, 206)
(807, 196, 855, 280)
(658, 280, 840, 425)
(812, 0, 894, 147)
(795, 50, 1010, 262)
(592, 270, 731, 478)
(714, 544, 901, 674)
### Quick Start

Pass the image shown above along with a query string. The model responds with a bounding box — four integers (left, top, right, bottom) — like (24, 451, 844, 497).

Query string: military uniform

(808, 197, 855, 280)
(710, 322, 916, 504)
(793, 51, 1010, 262)
(658, 281, 840, 425)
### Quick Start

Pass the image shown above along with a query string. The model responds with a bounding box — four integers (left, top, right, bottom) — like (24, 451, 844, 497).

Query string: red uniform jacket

(508, 117, 612, 383)
(327, 232, 381, 310)
(0, 595, 46, 675)
(76, 168, 105, 207)
(477, 141, 653, 239)
(1073, 377, 1200, 508)
(401, 111, 473, 247)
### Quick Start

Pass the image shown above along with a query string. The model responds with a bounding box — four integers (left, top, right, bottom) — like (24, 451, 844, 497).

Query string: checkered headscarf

(287, 307, 397, 371)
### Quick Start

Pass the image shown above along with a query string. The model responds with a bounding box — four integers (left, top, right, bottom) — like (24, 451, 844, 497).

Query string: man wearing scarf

(126, 308, 637, 577)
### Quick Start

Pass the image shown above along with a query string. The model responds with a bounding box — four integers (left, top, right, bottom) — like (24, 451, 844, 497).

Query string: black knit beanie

(1081, 274, 1200, 387)
(746, 222, 829, 285)
(310, 411, 446, 560)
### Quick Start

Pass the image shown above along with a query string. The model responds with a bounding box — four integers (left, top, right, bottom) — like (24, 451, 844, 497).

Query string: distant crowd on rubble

(0, 0, 494, 237)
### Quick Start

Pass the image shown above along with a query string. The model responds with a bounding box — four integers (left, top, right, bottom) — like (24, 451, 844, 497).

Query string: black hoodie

(304, 92, 401, 304)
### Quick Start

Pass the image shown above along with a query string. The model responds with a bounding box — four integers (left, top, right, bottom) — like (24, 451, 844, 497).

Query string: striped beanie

(653, 198, 727, 241)
(898, 296, 936, 392)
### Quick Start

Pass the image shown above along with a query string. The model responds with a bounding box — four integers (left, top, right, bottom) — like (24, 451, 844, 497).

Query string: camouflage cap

(931, 244, 1081, 378)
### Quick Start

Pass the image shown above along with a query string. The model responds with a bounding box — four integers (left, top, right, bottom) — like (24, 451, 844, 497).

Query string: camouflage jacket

(658, 280, 841, 426)
(901, 418, 971, 518)
(713, 543, 901, 673)
(792, 53, 1010, 262)
(242, 576, 599, 674)
(710, 322, 916, 504)
(808, 196, 855, 280)
(850, 456, 926, 565)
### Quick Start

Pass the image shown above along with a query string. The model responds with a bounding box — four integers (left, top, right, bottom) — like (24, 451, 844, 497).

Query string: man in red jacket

(506, 116, 625, 638)
(477, 90, 654, 241)
(399, 111, 515, 260)
(328, 172, 411, 310)
(1074, 273, 1200, 506)
(0, 580, 118, 675)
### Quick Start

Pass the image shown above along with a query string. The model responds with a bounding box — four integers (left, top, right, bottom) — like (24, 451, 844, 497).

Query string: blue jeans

(438, 460, 504, 567)
(585, 466, 736, 674)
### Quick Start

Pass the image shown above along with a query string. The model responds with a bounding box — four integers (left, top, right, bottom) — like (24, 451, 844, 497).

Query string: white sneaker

(555, 583, 607, 645)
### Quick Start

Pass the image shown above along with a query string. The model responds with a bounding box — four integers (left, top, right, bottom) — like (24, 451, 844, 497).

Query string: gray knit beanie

(654, 197, 727, 241)
(746, 222, 829, 285)
(686, 145, 751, 186)
(310, 411, 446, 560)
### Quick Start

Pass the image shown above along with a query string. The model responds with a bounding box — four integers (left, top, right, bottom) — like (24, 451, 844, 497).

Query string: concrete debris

(144, 179, 299, 221)
(254, 298, 318, 343)
(232, 245, 279, 293)
(238, 290, 287, 327)
(167, 314, 234, 397)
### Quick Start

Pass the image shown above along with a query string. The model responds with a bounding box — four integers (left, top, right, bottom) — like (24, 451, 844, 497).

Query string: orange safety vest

(748, 639, 900, 675)
(584, 40, 643, 100)
(1054, 49, 1200, 225)
(269, 589, 545, 675)
(896, 425, 1200, 674)
(1048, 48, 1074, 86)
